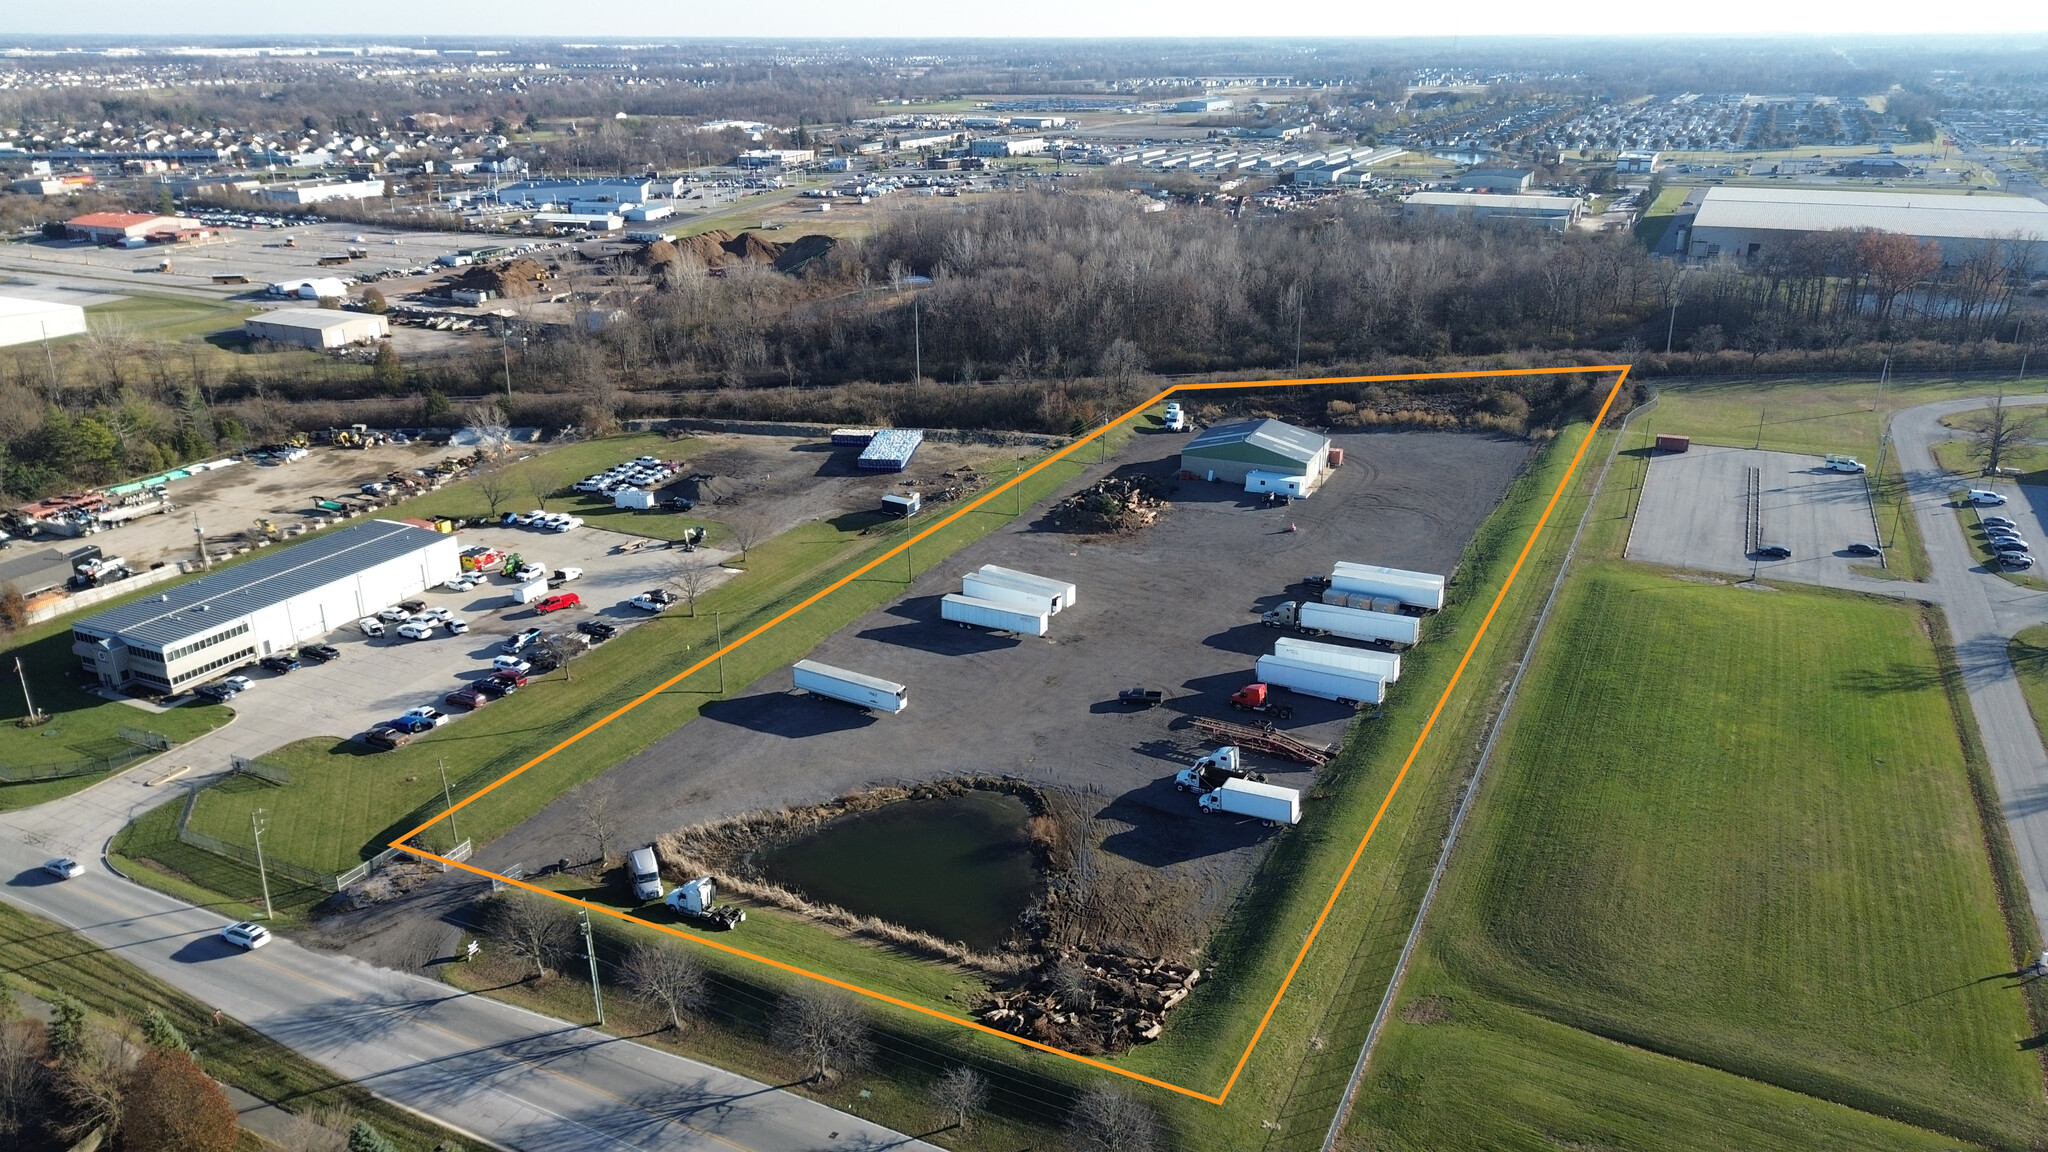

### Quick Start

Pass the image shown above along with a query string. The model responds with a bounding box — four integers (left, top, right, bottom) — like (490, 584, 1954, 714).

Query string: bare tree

(668, 559, 715, 618)
(489, 892, 574, 979)
(0, 1021, 51, 1142)
(526, 468, 558, 513)
(1065, 1083, 1161, 1152)
(1963, 395, 2038, 475)
(621, 942, 709, 1032)
(55, 1023, 131, 1143)
(575, 783, 619, 867)
(930, 1066, 987, 1132)
(724, 509, 771, 563)
(771, 986, 873, 1084)
(463, 403, 511, 459)
(476, 470, 515, 519)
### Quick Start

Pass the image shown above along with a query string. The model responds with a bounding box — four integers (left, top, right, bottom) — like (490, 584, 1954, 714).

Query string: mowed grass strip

(1365, 562, 2044, 1148)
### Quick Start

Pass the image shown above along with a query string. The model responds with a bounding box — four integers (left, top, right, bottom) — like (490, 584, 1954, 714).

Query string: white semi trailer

(961, 574, 1059, 617)
(976, 565, 1076, 611)
(1198, 777, 1302, 825)
(1273, 637, 1402, 683)
(1255, 653, 1387, 706)
(1329, 561, 1445, 611)
(792, 660, 910, 714)
(940, 593, 1050, 636)
(1260, 600, 1421, 647)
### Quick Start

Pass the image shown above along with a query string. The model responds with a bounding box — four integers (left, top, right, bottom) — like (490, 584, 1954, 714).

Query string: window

(165, 621, 250, 663)
(171, 646, 256, 686)
(72, 629, 109, 646)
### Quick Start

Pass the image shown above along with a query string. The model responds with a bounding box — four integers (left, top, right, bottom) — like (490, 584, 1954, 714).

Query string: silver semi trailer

(792, 660, 909, 714)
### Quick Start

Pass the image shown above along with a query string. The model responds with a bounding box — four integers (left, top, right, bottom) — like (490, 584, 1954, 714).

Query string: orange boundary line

(392, 364, 1631, 1106)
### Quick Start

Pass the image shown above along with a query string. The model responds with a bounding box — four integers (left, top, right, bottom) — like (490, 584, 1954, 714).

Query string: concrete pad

(1629, 444, 1882, 584)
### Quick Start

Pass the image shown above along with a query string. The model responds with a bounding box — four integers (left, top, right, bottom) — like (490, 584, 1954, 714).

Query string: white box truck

(1256, 653, 1387, 706)
(792, 660, 909, 714)
(961, 574, 1059, 616)
(1199, 777, 1301, 824)
(1274, 637, 1401, 682)
(627, 846, 664, 901)
(1261, 601, 1421, 647)
(941, 593, 1050, 636)
(976, 565, 1076, 611)
(1329, 561, 1445, 611)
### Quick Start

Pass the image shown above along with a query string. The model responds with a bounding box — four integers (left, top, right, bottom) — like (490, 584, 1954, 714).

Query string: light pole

(713, 610, 725, 694)
(579, 909, 604, 1025)
(437, 758, 460, 848)
(251, 809, 273, 921)
(1664, 266, 1693, 355)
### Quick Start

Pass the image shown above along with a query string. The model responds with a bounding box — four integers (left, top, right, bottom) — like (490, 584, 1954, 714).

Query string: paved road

(0, 775, 937, 1151)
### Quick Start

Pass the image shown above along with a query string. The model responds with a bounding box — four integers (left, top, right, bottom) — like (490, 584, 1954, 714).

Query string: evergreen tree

(141, 1007, 189, 1052)
(348, 1119, 398, 1152)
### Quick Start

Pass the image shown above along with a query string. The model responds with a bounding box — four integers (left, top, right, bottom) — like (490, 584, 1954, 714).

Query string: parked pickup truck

(1117, 686, 1164, 708)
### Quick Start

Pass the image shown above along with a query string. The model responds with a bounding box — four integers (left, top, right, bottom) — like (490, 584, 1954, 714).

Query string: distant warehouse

(1403, 192, 1582, 232)
(0, 295, 87, 349)
(71, 519, 460, 693)
(1684, 187, 2048, 273)
(245, 308, 389, 349)
(1181, 418, 1332, 497)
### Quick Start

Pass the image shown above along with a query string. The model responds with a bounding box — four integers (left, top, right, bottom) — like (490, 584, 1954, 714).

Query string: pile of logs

(1046, 475, 1173, 535)
(979, 948, 1200, 1054)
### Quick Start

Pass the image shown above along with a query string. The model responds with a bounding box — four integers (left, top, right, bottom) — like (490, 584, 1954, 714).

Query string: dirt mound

(657, 230, 838, 275)
(1046, 475, 1173, 534)
(449, 257, 550, 298)
(772, 233, 837, 274)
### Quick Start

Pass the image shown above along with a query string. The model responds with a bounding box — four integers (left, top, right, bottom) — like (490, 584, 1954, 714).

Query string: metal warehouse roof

(1690, 186, 2048, 241)
(77, 520, 445, 648)
(1184, 418, 1328, 464)
(246, 309, 378, 332)
(1405, 192, 1582, 213)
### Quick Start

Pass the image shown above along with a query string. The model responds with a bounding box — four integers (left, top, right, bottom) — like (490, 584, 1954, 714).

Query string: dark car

(398, 599, 428, 614)
(1845, 542, 1881, 557)
(1754, 545, 1792, 560)
(385, 714, 436, 735)
(362, 726, 411, 750)
(300, 644, 341, 662)
(259, 654, 303, 674)
(445, 685, 491, 709)
(197, 683, 238, 703)
(473, 677, 518, 699)
(526, 650, 561, 674)
(578, 620, 619, 640)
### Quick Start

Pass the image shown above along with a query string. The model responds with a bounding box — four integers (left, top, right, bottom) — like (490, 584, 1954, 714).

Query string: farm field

(1353, 561, 2045, 1149)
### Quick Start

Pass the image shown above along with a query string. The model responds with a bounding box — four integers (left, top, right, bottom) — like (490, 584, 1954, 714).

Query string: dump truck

(941, 593, 1050, 636)
(1173, 745, 1266, 793)
(666, 877, 745, 929)
(1328, 561, 1445, 612)
(1273, 637, 1402, 683)
(792, 660, 909, 714)
(1260, 600, 1420, 647)
(1198, 777, 1301, 825)
(1255, 653, 1386, 706)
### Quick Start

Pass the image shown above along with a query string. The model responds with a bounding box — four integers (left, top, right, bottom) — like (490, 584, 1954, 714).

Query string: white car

(514, 563, 546, 582)
(220, 921, 272, 950)
(1823, 454, 1866, 473)
(627, 596, 669, 613)
(42, 857, 84, 880)
(222, 675, 254, 694)
(551, 517, 584, 532)
(492, 655, 532, 674)
(377, 606, 413, 622)
(397, 621, 437, 640)
(1968, 489, 2009, 506)
(446, 618, 470, 635)
(358, 618, 386, 637)
(443, 576, 478, 592)
(403, 706, 450, 727)
(415, 607, 453, 624)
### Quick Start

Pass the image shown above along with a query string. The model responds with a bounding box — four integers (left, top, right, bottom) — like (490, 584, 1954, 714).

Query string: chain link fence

(0, 727, 174, 785)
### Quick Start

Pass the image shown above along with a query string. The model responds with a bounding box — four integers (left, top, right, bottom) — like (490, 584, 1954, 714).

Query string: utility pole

(500, 324, 514, 407)
(713, 610, 725, 694)
(39, 322, 58, 400)
(579, 909, 604, 1025)
(1294, 286, 1304, 373)
(14, 657, 43, 724)
(193, 515, 210, 570)
(251, 809, 273, 921)
(437, 758, 459, 847)
(1876, 357, 1889, 413)
(1664, 266, 1691, 355)
(912, 301, 921, 384)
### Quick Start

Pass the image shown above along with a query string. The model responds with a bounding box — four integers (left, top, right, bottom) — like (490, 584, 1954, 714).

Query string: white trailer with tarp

(1329, 561, 1445, 612)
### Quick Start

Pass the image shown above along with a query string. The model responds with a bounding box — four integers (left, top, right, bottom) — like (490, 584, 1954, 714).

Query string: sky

(8, 0, 2048, 39)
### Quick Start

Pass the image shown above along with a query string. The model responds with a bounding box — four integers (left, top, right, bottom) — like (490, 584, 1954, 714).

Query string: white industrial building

(1403, 191, 1582, 231)
(245, 309, 389, 349)
(1684, 186, 2048, 273)
(71, 520, 461, 692)
(259, 181, 385, 206)
(970, 137, 1048, 157)
(1181, 418, 1333, 496)
(736, 149, 816, 168)
(0, 295, 88, 349)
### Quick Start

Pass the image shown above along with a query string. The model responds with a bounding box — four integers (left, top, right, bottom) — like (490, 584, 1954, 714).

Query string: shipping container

(1329, 561, 1445, 611)
(1255, 653, 1387, 705)
(976, 564, 1077, 610)
(1655, 434, 1691, 453)
(940, 593, 1050, 636)
(792, 660, 909, 714)
(1274, 637, 1402, 682)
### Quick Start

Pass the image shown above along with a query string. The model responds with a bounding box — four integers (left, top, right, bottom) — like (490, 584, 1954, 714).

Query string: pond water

(757, 791, 1037, 951)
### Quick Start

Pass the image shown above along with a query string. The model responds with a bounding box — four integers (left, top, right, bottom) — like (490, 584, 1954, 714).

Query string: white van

(1968, 489, 2009, 506)
(627, 847, 664, 902)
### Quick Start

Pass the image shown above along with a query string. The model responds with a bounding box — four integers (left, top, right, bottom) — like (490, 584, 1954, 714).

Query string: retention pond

(756, 790, 1036, 951)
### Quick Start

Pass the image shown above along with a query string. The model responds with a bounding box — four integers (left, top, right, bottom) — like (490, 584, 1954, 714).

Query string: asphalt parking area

(205, 523, 729, 748)
(477, 427, 1534, 900)
(1629, 445, 1881, 584)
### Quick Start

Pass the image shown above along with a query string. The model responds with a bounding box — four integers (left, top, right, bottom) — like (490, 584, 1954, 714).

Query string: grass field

(1353, 561, 2045, 1149)
(2007, 625, 2048, 768)
(1632, 184, 1690, 246)
(0, 898, 465, 1151)
(90, 293, 253, 341)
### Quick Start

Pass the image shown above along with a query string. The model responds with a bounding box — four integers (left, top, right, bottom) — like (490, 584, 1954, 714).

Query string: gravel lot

(1628, 445, 1881, 583)
(473, 428, 1534, 912)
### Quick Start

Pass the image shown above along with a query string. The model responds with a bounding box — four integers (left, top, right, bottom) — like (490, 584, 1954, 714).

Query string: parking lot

(1628, 445, 1881, 583)
(473, 427, 1535, 912)
(194, 521, 728, 748)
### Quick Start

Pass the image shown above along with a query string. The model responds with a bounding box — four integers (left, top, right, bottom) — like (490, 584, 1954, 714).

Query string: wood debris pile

(980, 949, 1200, 1054)
(1046, 475, 1173, 535)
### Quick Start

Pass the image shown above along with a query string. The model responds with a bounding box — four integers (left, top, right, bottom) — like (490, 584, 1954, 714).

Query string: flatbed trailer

(1190, 715, 1336, 766)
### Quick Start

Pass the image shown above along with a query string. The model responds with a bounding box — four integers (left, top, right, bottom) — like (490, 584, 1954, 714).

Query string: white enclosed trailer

(1274, 636, 1402, 682)
(1262, 601, 1421, 647)
(940, 593, 1050, 636)
(510, 577, 551, 604)
(961, 574, 1059, 617)
(1255, 653, 1387, 706)
(976, 565, 1076, 611)
(1329, 561, 1445, 611)
(792, 660, 909, 714)
(1198, 777, 1301, 824)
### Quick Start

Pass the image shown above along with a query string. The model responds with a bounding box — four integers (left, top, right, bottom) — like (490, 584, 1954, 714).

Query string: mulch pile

(980, 948, 1201, 1054)
(1045, 475, 1173, 534)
